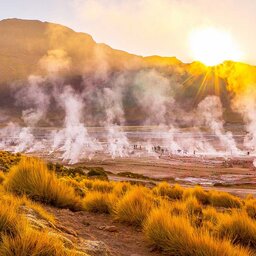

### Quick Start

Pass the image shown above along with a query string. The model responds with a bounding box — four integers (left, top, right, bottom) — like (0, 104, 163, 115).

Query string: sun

(189, 27, 243, 66)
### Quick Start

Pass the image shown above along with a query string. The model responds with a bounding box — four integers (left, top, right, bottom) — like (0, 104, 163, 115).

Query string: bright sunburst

(189, 27, 243, 66)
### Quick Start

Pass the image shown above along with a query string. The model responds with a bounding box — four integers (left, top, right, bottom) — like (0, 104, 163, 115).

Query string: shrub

(153, 182, 183, 200)
(168, 201, 186, 216)
(143, 207, 251, 256)
(112, 182, 132, 197)
(244, 199, 256, 219)
(202, 207, 219, 225)
(0, 151, 21, 171)
(0, 201, 24, 236)
(115, 187, 155, 226)
(5, 158, 82, 210)
(83, 191, 116, 214)
(216, 212, 256, 248)
(184, 186, 210, 205)
(0, 193, 55, 224)
(0, 227, 77, 256)
(60, 177, 86, 197)
(81, 179, 93, 190)
(91, 180, 114, 193)
(209, 191, 242, 208)
(184, 196, 202, 216)
(87, 167, 108, 180)
(0, 171, 5, 184)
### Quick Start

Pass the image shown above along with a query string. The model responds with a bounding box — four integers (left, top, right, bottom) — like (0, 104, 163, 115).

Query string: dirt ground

(74, 154, 256, 197)
(47, 206, 162, 256)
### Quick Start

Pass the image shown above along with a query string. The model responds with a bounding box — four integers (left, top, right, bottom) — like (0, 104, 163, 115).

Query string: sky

(0, 0, 255, 64)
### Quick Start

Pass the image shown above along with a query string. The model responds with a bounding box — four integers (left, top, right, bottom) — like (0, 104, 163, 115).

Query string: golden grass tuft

(0, 227, 76, 256)
(216, 212, 256, 248)
(153, 182, 183, 200)
(143, 207, 251, 256)
(5, 158, 82, 210)
(244, 199, 256, 219)
(112, 181, 132, 196)
(183, 186, 210, 205)
(209, 191, 242, 208)
(83, 191, 117, 214)
(115, 187, 156, 226)
(0, 171, 5, 184)
(0, 200, 25, 236)
(184, 196, 202, 216)
(91, 179, 114, 193)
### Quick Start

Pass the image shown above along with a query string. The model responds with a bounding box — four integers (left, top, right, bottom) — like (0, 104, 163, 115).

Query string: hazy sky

(0, 0, 255, 64)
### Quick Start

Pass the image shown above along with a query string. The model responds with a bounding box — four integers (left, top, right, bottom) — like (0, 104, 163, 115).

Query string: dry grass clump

(184, 196, 202, 216)
(244, 199, 256, 219)
(115, 187, 156, 226)
(143, 207, 251, 256)
(5, 158, 82, 210)
(0, 227, 77, 256)
(60, 177, 87, 197)
(91, 180, 114, 193)
(153, 182, 183, 200)
(203, 207, 218, 222)
(112, 181, 132, 197)
(0, 171, 5, 184)
(209, 190, 242, 209)
(216, 212, 256, 248)
(0, 151, 21, 171)
(83, 191, 117, 214)
(81, 179, 93, 190)
(0, 201, 24, 236)
(0, 192, 55, 224)
(184, 186, 210, 205)
(0, 191, 82, 256)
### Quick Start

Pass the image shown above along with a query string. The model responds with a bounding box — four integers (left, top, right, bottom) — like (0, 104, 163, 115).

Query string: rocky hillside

(0, 19, 255, 125)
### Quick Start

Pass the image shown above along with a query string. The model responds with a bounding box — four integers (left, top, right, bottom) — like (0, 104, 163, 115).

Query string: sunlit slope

(0, 19, 142, 84)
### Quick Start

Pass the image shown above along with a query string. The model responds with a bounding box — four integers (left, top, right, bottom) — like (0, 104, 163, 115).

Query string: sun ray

(194, 69, 210, 105)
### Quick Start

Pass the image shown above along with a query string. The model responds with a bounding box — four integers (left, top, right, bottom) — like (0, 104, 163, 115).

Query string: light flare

(189, 27, 243, 66)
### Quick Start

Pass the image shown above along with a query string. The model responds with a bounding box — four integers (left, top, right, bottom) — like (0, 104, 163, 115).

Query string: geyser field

(1, 22, 256, 193)
(1, 77, 256, 194)
(1, 15, 256, 256)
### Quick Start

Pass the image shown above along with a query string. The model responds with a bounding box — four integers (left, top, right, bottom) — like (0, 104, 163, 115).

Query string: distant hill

(0, 18, 255, 125)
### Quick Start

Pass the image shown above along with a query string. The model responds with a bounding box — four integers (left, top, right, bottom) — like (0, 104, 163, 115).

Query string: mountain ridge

(0, 18, 255, 125)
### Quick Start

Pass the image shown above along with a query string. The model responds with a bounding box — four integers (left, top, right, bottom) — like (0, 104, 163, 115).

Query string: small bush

(153, 182, 183, 200)
(83, 191, 116, 214)
(202, 207, 219, 225)
(115, 187, 155, 226)
(112, 182, 132, 197)
(0, 201, 24, 236)
(216, 212, 256, 248)
(81, 179, 93, 190)
(184, 186, 210, 205)
(144, 207, 250, 256)
(0, 228, 75, 256)
(87, 167, 108, 180)
(184, 196, 202, 216)
(91, 180, 114, 193)
(209, 191, 242, 208)
(5, 158, 82, 210)
(60, 177, 86, 197)
(244, 199, 256, 219)
(0, 171, 5, 184)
